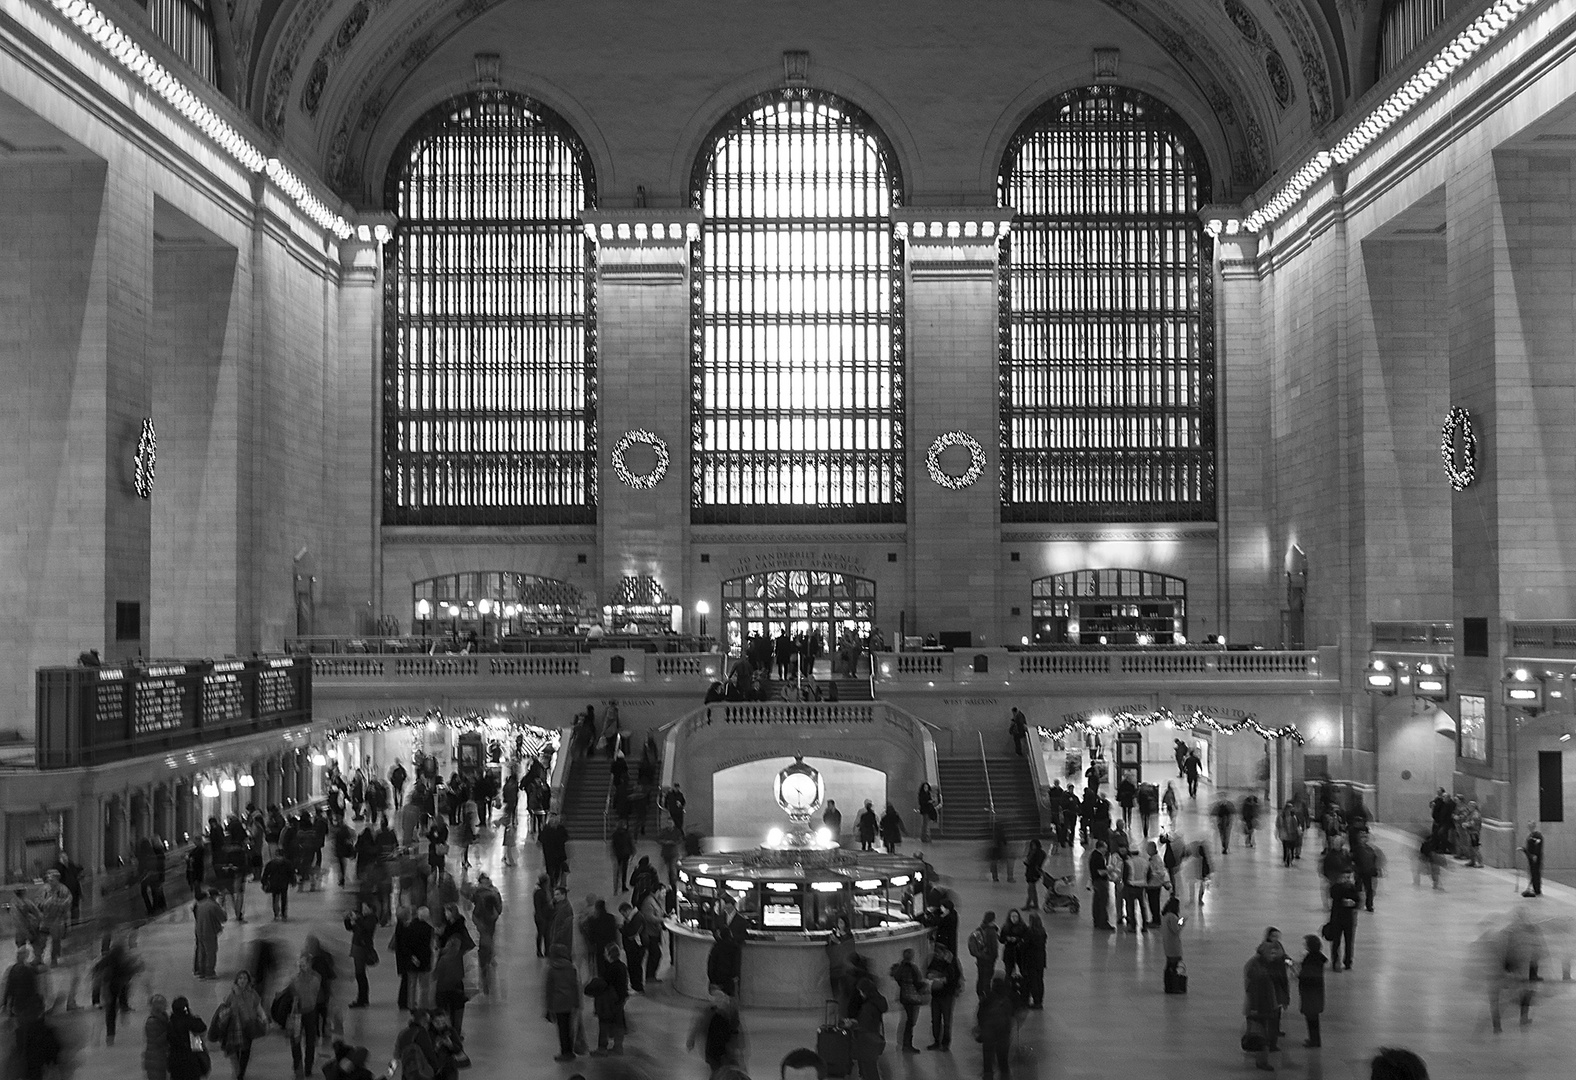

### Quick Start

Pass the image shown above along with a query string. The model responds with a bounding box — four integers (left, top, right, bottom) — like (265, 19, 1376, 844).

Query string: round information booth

(665, 756, 931, 1008)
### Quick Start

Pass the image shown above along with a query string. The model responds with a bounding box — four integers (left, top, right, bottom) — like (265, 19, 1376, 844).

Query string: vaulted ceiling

(222, 0, 1391, 209)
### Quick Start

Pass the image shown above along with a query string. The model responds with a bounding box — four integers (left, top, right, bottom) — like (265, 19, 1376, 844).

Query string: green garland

(1037, 707, 1305, 747)
(324, 708, 559, 748)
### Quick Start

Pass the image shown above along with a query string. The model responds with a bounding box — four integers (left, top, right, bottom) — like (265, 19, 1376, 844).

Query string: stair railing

(978, 730, 997, 818)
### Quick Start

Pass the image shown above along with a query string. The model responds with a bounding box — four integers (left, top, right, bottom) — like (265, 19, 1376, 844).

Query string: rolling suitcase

(817, 1000, 853, 1077)
(1164, 961, 1188, 994)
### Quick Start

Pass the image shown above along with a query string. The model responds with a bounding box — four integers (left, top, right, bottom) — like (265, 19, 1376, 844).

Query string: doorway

(721, 570, 875, 654)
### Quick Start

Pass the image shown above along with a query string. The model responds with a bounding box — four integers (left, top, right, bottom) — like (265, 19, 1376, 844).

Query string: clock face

(780, 771, 817, 810)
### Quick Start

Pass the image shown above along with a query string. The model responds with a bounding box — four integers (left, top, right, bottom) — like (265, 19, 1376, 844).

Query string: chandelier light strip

(1238, 0, 1541, 235)
(43, 0, 354, 239)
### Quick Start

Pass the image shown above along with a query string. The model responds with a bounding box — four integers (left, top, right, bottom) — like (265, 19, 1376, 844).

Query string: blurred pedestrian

(976, 975, 1015, 1080)
(544, 943, 580, 1062)
(686, 985, 743, 1076)
(142, 994, 169, 1080)
(849, 975, 888, 1079)
(286, 952, 323, 1079)
(1371, 1048, 1430, 1079)
(1297, 934, 1326, 1047)
(210, 970, 267, 1080)
(192, 889, 227, 979)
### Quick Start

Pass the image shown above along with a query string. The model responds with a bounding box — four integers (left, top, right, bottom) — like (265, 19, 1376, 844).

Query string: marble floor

(42, 787, 1576, 1080)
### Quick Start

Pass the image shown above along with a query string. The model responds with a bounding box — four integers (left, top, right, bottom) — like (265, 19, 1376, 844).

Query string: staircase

(833, 678, 873, 701)
(561, 757, 611, 840)
(935, 755, 1042, 841)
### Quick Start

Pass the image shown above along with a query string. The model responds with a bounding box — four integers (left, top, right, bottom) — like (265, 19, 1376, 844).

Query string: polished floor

(42, 783, 1576, 1080)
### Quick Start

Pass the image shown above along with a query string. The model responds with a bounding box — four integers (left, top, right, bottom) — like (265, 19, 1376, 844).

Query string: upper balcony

(872, 646, 1337, 688)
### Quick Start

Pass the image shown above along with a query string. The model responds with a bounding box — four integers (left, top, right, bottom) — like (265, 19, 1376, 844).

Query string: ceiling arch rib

(248, 0, 1337, 204)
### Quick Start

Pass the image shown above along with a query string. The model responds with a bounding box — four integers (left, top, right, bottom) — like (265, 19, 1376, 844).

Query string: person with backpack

(392, 1010, 437, 1080)
(967, 913, 999, 997)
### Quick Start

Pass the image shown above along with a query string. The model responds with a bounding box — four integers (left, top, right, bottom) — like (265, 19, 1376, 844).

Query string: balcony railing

(1507, 621, 1576, 653)
(309, 651, 724, 689)
(874, 647, 1337, 686)
(285, 634, 710, 656)
(1371, 621, 1454, 650)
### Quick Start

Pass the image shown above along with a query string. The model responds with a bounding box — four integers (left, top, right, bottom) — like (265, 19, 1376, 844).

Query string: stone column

(1207, 217, 1274, 645)
(584, 212, 702, 623)
(898, 210, 1013, 645)
(327, 218, 394, 636)
(1447, 151, 1576, 836)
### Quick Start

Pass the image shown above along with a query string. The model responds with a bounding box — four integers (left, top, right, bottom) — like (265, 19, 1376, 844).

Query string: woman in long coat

(1243, 942, 1283, 1072)
(878, 804, 905, 854)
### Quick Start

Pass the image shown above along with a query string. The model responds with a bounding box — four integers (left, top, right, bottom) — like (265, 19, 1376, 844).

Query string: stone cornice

(582, 209, 703, 249)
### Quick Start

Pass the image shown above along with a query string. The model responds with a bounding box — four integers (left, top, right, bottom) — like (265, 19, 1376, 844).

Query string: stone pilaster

(898, 209, 1013, 645)
(584, 211, 702, 622)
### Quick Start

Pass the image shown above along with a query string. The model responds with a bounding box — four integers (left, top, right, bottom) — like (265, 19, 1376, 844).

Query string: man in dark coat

(1328, 871, 1361, 969)
(538, 815, 570, 889)
(856, 801, 879, 851)
(262, 851, 295, 920)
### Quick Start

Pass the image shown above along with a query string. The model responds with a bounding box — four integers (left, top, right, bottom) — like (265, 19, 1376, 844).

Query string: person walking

(262, 851, 294, 921)
(285, 953, 322, 1080)
(432, 936, 468, 1038)
(192, 889, 227, 980)
(686, 986, 744, 1076)
(1277, 801, 1302, 867)
(1353, 833, 1383, 912)
(977, 975, 1016, 1080)
(1115, 776, 1137, 827)
(849, 976, 888, 1079)
(879, 804, 905, 854)
(1183, 749, 1201, 799)
(143, 994, 170, 1080)
(1008, 708, 1028, 756)
(165, 996, 209, 1080)
(1522, 822, 1545, 897)
(389, 908, 423, 1011)
(967, 913, 999, 997)
(468, 874, 502, 996)
(1142, 840, 1167, 927)
(1161, 782, 1179, 825)
(1329, 870, 1361, 969)
(1212, 798, 1237, 854)
(988, 816, 1013, 883)
(1297, 934, 1327, 1047)
(856, 801, 878, 852)
(924, 943, 961, 1051)
(209, 971, 267, 1080)
(639, 885, 665, 984)
(1088, 839, 1114, 931)
(1241, 794, 1262, 849)
(822, 800, 843, 844)
(539, 815, 570, 890)
(544, 943, 580, 1063)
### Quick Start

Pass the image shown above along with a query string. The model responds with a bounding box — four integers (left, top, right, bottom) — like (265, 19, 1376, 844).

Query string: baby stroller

(1041, 873, 1080, 914)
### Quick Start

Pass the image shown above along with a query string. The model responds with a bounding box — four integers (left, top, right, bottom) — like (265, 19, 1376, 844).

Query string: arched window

(999, 87, 1214, 522)
(1033, 569, 1187, 645)
(149, 0, 217, 84)
(691, 89, 904, 524)
(1376, 0, 1449, 79)
(383, 91, 596, 525)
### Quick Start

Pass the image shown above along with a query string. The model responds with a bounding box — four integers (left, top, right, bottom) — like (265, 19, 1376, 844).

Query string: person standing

(1329, 870, 1360, 969)
(286, 953, 322, 1080)
(821, 800, 843, 844)
(1523, 822, 1545, 897)
(388, 908, 418, 1011)
(917, 783, 939, 843)
(1353, 833, 1383, 912)
(344, 901, 378, 1008)
(1212, 798, 1236, 854)
(262, 851, 294, 921)
(924, 942, 961, 1051)
(1464, 801, 1484, 867)
(1088, 840, 1114, 931)
(1142, 840, 1167, 927)
(639, 885, 666, 984)
(1018, 911, 1047, 1009)
(192, 889, 227, 980)
(432, 936, 468, 1038)
(1183, 749, 1202, 799)
(1277, 801, 1301, 867)
(1008, 708, 1028, 756)
(665, 784, 687, 832)
(388, 760, 407, 809)
(1297, 934, 1327, 1047)
(1161, 782, 1179, 825)
(544, 943, 580, 1063)
(879, 804, 904, 854)
(1161, 897, 1184, 987)
(1023, 839, 1047, 910)
(618, 902, 646, 993)
(1243, 942, 1282, 1072)
(998, 910, 1026, 981)
(849, 976, 888, 1080)
(532, 875, 553, 959)
(1241, 794, 1262, 848)
(889, 948, 924, 1053)
(586, 943, 629, 1055)
(976, 975, 1015, 1080)
(165, 997, 208, 1080)
(988, 816, 1013, 882)
(539, 815, 569, 890)
(610, 821, 635, 894)
(855, 801, 879, 852)
(143, 994, 170, 1080)
(1115, 776, 1136, 828)
(967, 913, 999, 997)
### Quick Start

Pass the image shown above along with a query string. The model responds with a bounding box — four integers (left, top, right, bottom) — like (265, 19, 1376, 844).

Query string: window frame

(688, 87, 907, 525)
(998, 85, 1216, 523)
(381, 90, 598, 526)
(1458, 693, 1488, 763)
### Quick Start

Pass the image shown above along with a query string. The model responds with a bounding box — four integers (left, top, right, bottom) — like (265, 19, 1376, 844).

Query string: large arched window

(383, 91, 596, 525)
(999, 86, 1214, 522)
(1376, 0, 1449, 79)
(691, 89, 904, 524)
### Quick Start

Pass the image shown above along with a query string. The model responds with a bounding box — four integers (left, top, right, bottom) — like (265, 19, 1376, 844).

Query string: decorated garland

(613, 429, 670, 489)
(134, 418, 157, 499)
(925, 430, 986, 490)
(324, 707, 560, 757)
(1440, 406, 1477, 490)
(1036, 707, 1305, 746)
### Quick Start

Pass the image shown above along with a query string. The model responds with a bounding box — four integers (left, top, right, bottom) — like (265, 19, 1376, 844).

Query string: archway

(721, 570, 876, 653)
(412, 571, 586, 638)
(712, 756, 887, 844)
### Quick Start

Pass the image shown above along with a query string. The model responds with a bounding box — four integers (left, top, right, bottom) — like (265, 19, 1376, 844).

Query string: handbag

(189, 1031, 212, 1076)
(1240, 1017, 1268, 1053)
(1321, 921, 1336, 942)
(366, 946, 380, 968)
